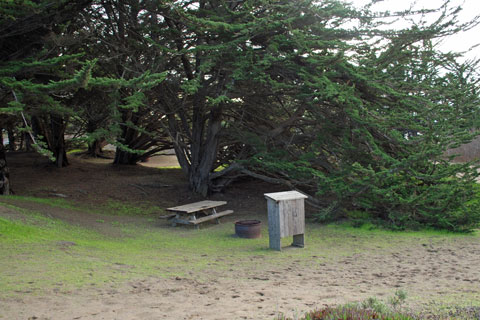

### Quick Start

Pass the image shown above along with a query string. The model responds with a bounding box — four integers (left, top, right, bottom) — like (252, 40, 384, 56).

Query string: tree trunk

(0, 146, 10, 195)
(50, 115, 69, 168)
(187, 107, 222, 196)
(189, 166, 211, 196)
(31, 115, 69, 167)
(113, 149, 138, 165)
(24, 132, 33, 151)
(87, 139, 105, 157)
(7, 126, 15, 151)
(21, 122, 34, 151)
(113, 110, 140, 165)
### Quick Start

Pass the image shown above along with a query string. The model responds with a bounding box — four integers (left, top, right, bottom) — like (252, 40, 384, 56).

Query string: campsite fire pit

(235, 220, 262, 238)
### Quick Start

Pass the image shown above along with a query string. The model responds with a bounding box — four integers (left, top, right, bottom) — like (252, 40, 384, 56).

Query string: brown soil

(6, 151, 283, 220)
(1, 152, 480, 320)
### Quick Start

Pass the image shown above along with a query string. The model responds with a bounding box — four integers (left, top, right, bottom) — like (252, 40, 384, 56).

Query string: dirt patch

(5, 152, 280, 218)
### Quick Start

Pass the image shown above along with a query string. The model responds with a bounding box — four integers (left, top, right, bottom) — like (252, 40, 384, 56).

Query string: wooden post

(267, 198, 282, 250)
(264, 191, 307, 251)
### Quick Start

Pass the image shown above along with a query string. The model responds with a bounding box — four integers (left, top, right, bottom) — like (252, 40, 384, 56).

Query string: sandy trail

(2, 235, 480, 320)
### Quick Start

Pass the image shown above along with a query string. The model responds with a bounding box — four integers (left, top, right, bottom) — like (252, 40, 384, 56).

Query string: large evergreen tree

(117, 0, 480, 231)
(0, 0, 94, 168)
(0, 0, 167, 168)
(219, 0, 480, 230)
(65, 0, 174, 164)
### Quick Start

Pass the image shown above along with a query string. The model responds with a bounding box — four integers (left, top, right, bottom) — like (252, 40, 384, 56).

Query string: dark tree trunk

(0, 146, 10, 195)
(113, 149, 138, 165)
(54, 143, 68, 168)
(161, 81, 225, 196)
(113, 110, 160, 165)
(85, 117, 106, 157)
(188, 115, 222, 196)
(50, 115, 68, 168)
(113, 110, 139, 165)
(24, 131, 33, 151)
(7, 126, 15, 151)
(87, 139, 105, 157)
(32, 115, 69, 167)
(181, 102, 222, 196)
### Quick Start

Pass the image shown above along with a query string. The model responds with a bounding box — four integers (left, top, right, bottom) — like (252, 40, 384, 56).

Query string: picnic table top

(166, 200, 227, 214)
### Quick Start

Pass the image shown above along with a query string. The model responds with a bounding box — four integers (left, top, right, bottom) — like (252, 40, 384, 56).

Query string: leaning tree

(219, 0, 480, 230)
(148, 0, 480, 230)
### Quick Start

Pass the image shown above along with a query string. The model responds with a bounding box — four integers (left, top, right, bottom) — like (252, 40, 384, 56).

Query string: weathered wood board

(190, 210, 233, 225)
(166, 200, 227, 214)
(278, 199, 305, 237)
(264, 191, 308, 202)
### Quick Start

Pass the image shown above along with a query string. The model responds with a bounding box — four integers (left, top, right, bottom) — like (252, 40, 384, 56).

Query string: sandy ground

(2, 235, 480, 320)
(1, 152, 480, 319)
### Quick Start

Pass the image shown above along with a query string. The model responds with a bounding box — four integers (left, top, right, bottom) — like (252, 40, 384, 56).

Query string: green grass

(156, 165, 182, 169)
(2, 195, 167, 216)
(100, 199, 166, 216)
(66, 148, 86, 154)
(0, 197, 479, 305)
(5, 195, 78, 210)
(0, 201, 281, 295)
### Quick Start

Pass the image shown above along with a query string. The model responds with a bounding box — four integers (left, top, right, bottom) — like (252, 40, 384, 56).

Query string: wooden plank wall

(279, 199, 305, 237)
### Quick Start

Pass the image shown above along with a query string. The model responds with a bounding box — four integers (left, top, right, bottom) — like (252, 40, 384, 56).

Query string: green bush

(281, 291, 416, 320)
(301, 306, 416, 320)
(312, 160, 480, 232)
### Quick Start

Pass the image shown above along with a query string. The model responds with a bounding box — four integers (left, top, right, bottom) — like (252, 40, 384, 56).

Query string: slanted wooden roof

(264, 191, 308, 202)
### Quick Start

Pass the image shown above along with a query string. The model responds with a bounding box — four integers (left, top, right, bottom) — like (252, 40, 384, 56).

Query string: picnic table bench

(166, 200, 233, 229)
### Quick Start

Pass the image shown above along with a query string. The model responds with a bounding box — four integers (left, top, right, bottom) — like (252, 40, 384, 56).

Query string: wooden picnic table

(166, 200, 233, 229)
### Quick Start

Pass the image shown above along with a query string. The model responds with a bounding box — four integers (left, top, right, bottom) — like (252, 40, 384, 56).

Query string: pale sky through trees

(349, 0, 480, 60)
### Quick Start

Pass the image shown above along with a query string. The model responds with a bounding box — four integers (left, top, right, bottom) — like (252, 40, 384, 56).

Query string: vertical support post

(292, 234, 305, 248)
(267, 197, 281, 251)
(171, 214, 179, 227)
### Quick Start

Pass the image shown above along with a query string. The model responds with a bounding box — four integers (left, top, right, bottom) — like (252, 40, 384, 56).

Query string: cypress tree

(0, 0, 94, 167)
(225, 0, 480, 230)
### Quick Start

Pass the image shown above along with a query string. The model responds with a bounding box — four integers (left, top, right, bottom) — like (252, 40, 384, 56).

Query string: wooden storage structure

(264, 191, 307, 251)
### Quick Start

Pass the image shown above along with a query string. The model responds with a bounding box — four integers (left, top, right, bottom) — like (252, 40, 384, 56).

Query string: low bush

(302, 306, 416, 320)
(281, 292, 417, 320)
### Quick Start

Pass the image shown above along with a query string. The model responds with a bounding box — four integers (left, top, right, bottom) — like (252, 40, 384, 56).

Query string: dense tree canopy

(1, 0, 480, 230)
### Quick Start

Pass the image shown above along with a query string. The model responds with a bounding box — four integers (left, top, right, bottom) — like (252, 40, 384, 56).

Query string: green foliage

(314, 160, 480, 231)
(281, 292, 413, 320)
(234, 0, 480, 231)
(298, 306, 415, 320)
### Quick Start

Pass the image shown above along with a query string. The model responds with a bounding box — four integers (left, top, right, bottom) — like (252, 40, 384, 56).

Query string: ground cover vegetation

(1, 0, 480, 230)
(1, 191, 479, 318)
